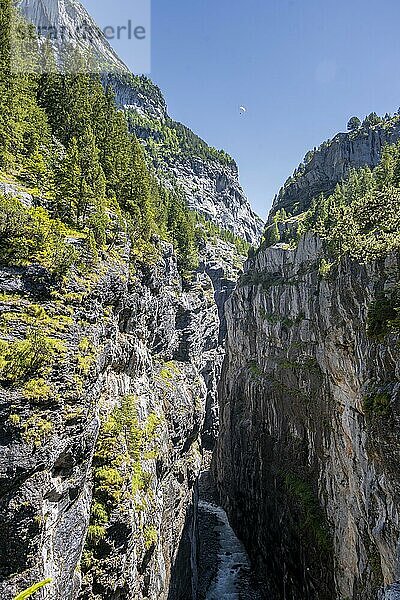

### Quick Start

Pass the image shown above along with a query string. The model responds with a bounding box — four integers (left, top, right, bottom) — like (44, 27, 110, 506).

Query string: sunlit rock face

(0, 236, 223, 599)
(214, 232, 400, 599)
(270, 121, 400, 222)
(16, 0, 129, 72)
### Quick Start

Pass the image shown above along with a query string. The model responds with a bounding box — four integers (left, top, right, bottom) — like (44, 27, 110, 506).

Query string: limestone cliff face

(271, 121, 400, 221)
(198, 238, 245, 449)
(17, 0, 129, 73)
(164, 154, 263, 245)
(0, 234, 222, 600)
(214, 234, 400, 599)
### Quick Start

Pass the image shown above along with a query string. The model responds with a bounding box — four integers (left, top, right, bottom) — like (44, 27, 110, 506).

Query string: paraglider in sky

(239, 106, 247, 114)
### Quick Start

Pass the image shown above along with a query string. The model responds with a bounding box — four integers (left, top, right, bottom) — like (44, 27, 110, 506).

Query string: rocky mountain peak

(16, 0, 129, 72)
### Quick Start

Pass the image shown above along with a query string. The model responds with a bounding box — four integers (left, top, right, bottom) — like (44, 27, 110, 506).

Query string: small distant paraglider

(239, 106, 247, 115)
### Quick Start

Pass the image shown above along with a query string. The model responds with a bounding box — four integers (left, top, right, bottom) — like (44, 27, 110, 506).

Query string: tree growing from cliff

(362, 112, 381, 128)
(347, 116, 361, 131)
(167, 189, 198, 276)
(0, 0, 51, 173)
(0, 18, 200, 276)
(301, 141, 400, 260)
(261, 219, 280, 249)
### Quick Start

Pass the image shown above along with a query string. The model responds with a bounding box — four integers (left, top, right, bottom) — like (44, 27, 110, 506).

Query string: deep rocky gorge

(1, 2, 400, 600)
(0, 227, 245, 599)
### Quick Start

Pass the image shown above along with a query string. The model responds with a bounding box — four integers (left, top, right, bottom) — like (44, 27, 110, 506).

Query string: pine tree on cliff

(0, 0, 12, 167)
(265, 219, 280, 246)
(0, 0, 49, 171)
(120, 137, 155, 242)
(55, 137, 81, 222)
(78, 127, 107, 229)
(93, 86, 132, 198)
(362, 112, 381, 128)
(167, 190, 198, 275)
(37, 41, 66, 138)
(38, 48, 104, 146)
(347, 116, 361, 131)
(392, 143, 400, 188)
(55, 128, 106, 233)
(151, 180, 169, 238)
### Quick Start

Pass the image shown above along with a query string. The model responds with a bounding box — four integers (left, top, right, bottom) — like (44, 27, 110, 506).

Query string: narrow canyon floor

(197, 469, 267, 600)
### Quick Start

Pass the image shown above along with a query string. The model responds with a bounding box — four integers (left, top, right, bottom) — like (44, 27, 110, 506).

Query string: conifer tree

(374, 144, 396, 189)
(347, 116, 361, 131)
(0, 0, 12, 167)
(167, 190, 198, 275)
(55, 136, 81, 222)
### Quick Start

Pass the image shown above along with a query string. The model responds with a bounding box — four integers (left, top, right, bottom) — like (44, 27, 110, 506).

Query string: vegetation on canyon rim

(262, 140, 400, 265)
(0, 0, 199, 278)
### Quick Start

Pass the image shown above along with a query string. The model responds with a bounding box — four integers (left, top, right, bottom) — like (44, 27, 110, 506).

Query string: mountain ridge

(17, 0, 264, 244)
(17, 0, 129, 73)
(269, 114, 400, 222)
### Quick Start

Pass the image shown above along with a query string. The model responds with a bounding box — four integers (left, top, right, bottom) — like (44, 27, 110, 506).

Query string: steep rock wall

(271, 122, 400, 221)
(0, 238, 221, 600)
(214, 234, 400, 599)
(165, 154, 263, 244)
(198, 238, 245, 449)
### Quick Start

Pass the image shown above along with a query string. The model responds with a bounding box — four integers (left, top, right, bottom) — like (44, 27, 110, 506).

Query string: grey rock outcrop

(165, 155, 263, 245)
(107, 74, 168, 120)
(379, 583, 400, 599)
(270, 120, 400, 221)
(214, 233, 400, 599)
(198, 238, 246, 449)
(0, 236, 221, 600)
(17, 0, 128, 73)
(0, 182, 33, 207)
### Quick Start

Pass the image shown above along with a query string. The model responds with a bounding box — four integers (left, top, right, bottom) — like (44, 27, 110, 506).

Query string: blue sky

(82, 0, 400, 219)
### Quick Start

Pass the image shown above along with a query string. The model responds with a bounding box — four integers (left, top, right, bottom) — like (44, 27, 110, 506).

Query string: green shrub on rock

(23, 378, 52, 402)
(0, 329, 66, 383)
(0, 195, 77, 276)
(22, 414, 53, 447)
(84, 395, 163, 557)
(367, 289, 400, 339)
(144, 526, 158, 550)
(363, 392, 391, 417)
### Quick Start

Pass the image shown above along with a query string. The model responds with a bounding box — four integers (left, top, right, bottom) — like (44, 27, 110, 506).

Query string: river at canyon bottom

(197, 471, 267, 600)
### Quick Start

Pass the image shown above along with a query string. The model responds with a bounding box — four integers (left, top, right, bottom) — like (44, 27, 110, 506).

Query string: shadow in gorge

(197, 469, 267, 600)
(167, 486, 198, 600)
(167, 467, 268, 600)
